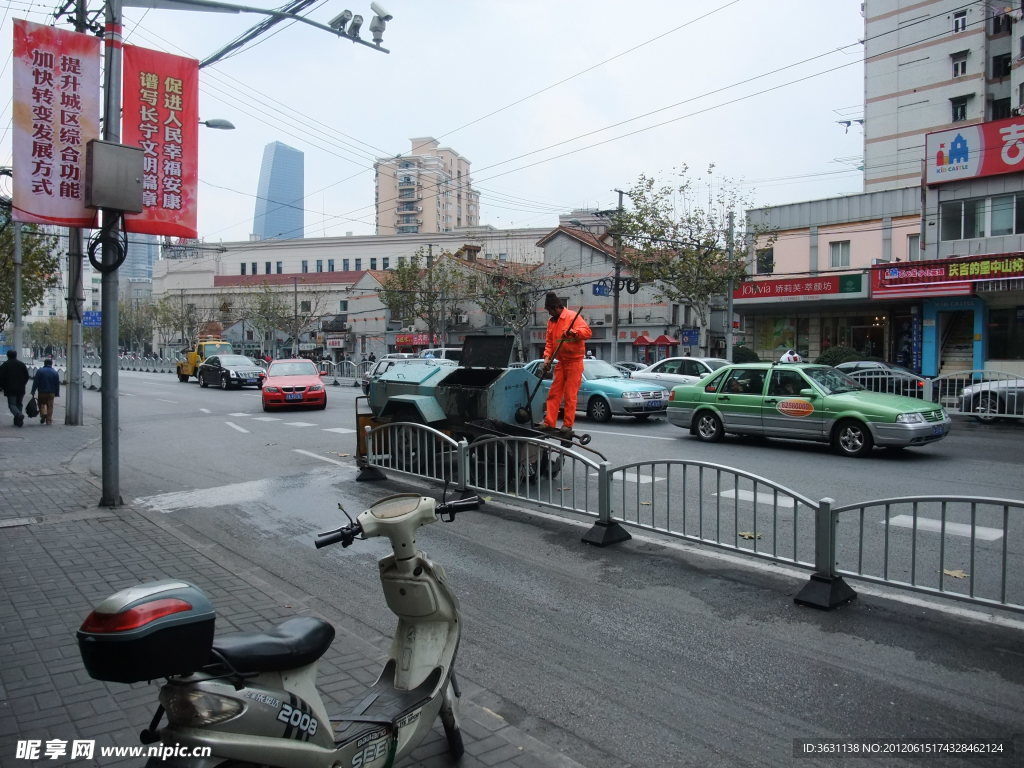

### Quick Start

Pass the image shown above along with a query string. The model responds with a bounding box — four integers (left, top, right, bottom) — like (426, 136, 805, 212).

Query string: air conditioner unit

(457, 314, 468, 324)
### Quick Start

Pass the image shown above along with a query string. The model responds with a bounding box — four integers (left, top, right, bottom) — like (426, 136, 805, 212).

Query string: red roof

(653, 334, 679, 345)
(633, 334, 655, 345)
(214, 271, 365, 287)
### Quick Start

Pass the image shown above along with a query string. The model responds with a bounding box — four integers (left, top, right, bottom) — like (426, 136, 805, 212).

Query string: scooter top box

(77, 579, 215, 684)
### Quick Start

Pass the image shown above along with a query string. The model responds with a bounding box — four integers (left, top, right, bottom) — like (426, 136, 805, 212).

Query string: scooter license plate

(286, 393, 303, 401)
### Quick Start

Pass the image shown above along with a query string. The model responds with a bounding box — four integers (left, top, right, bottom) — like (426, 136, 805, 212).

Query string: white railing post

(794, 498, 856, 610)
(582, 461, 631, 547)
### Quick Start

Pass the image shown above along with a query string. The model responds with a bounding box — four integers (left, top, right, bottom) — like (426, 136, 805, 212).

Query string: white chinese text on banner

(122, 45, 199, 238)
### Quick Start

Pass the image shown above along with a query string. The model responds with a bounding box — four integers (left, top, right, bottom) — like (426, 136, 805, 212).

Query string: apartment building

(374, 138, 480, 235)
(864, 0, 1022, 191)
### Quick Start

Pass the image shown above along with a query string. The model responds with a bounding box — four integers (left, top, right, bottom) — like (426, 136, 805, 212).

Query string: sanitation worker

(538, 292, 592, 437)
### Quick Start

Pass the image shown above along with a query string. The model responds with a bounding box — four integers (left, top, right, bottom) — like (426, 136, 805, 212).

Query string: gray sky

(1, 0, 867, 243)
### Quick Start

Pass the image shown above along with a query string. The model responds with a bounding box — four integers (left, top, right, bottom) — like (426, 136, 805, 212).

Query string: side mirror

(798, 388, 817, 398)
(320, 371, 328, 377)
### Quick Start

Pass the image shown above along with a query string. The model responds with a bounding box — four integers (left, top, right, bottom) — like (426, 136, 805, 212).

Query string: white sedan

(629, 357, 729, 388)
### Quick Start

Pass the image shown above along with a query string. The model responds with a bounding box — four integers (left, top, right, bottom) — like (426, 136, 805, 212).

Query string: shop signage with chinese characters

(121, 46, 199, 237)
(11, 19, 100, 227)
(925, 117, 1024, 185)
(394, 333, 434, 346)
(873, 254, 1024, 296)
(733, 274, 865, 304)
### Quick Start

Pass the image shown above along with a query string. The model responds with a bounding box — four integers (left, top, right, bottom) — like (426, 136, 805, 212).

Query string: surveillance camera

(347, 14, 363, 37)
(370, 2, 392, 21)
(327, 9, 352, 30)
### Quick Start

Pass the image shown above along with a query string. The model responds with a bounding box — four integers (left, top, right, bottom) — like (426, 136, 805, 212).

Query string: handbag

(25, 397, 39, 418)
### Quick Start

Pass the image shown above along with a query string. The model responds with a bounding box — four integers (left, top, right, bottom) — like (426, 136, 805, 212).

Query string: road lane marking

(293, 449, 352, 467)
(323, 427, 356, 434)
(285, 422, 317, 427)
(229, 412, 249, 417)
(716, 489, 797, 510)
(585, 428, 677, 441)
(253, 417, 281, 421)
(225, 422, 249, 433)
(589, 469, 663, 484)
(885, 514, 1003, 541)
(156, 399, 178, 404)
(199, 408, 211, 413)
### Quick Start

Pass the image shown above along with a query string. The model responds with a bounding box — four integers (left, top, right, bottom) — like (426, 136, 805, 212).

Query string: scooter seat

(211, 617, 335, 673)
(334, 660, 442, 727)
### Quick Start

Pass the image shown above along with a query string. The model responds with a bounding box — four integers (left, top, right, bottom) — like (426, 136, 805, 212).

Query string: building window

(993, 53, 1012, 78)
(300, 301, 311, 313)
(951, 96, 968, 122)
(342, 258, 350, 271)
(397, 256, 406, 267)
(755, 248, 774, 274)
(301, 260, 308, 273)
(276, 261, 283, 274)
(829, 241, 850, 268)
(316, 259, 323, 273)
(339, 300, 348, 312)
(383, 257, 390, 269)
(354, 259, 362, 271)
(993, 97, 1012, 120)
(265, 261, 271, 274)
(991, 194, 1015, 236)
(370, 258, 377, 270)
(993, 13, 1012, 35)
(241, 263, 246, 275)
(250, 262, 257, 276)
(907, 234, 921, 261)
(326, 259, 333, 272)
(952, 54, 967, 78)
(940, 198, 988, 240)
(953, 10, 967, 33)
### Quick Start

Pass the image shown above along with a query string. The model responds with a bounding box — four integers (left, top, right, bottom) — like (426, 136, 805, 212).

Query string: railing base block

(356, 465, 387, 482)
(794, 573, 857, 610)
(582, 521, 631, 547)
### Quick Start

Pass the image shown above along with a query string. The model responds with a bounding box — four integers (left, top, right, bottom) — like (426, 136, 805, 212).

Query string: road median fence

(361, 421, 1024, 615)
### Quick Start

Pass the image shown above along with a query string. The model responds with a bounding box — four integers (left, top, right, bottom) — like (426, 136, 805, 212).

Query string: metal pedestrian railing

(927, 369, 1023, 422)
(360, 422, 1024, 614)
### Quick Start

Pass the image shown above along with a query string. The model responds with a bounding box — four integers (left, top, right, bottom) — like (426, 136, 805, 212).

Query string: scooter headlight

(160, 687, 243, 727)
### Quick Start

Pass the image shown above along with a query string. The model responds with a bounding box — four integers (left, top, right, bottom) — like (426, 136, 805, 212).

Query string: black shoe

(14, 415, 23, 427)
(40, 416, 46, 424)
(558, 426, 574, 438)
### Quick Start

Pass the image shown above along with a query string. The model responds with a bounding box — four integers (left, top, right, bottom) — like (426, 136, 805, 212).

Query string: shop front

(389, 331, 439, 355)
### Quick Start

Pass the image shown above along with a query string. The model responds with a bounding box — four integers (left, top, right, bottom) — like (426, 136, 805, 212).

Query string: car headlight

(896, 413, 925, 424)
(263, 386, 280, 393)
(621, 391, 643, 399)
(228, 370, 239, 378)
(308, 384, 324, 392)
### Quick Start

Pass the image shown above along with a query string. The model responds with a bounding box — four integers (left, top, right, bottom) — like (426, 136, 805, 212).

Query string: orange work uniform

(542, 308, 593, 430)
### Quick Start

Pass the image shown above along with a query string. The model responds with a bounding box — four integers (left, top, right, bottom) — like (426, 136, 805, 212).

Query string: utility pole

(725, 210, 735, 363)
(292, 276, 299, 355)
(13, 221, 23, 356)
(611, 189, 625, 363)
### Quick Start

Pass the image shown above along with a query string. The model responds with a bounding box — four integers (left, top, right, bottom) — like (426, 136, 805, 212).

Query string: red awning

(653, 334, 679, 345)
(633, 334, 655, 345)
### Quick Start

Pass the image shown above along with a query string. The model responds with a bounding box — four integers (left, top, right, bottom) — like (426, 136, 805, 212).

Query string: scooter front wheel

(440, 680, 464, 759)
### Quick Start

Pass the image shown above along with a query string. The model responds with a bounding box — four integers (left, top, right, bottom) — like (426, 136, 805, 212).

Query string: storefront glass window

(964, 199, 985, 238)
(754, 317, 810, 359)
(988, 308, 1024, 359)
(940, 201, 962, 241)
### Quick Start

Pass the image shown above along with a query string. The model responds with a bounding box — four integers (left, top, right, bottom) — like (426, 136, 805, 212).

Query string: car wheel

(318, 401, 327, 410)
(833, 419, 873, 457)
(220, 374, 230, 390)
(971, 393, 1002, 424)
(198, 371, 208, 388)
(262, 401, 271, 412)
(587, 397, 612, 423)
(177, 372, 189, 383)
(694, 410, 724, 442)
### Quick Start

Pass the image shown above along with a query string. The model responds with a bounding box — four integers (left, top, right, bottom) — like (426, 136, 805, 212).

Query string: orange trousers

(544, 358, 584, 429)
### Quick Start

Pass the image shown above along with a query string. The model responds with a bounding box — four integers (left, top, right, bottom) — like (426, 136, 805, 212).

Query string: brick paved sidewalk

(0, 420, 582, 768)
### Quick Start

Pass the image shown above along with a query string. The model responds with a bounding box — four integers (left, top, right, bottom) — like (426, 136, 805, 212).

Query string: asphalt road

(74, 373, 1024, 767)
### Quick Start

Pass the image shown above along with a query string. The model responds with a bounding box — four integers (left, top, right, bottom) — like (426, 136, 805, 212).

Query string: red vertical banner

(122, 46, 199, 238)
(11, 19, 100, 227)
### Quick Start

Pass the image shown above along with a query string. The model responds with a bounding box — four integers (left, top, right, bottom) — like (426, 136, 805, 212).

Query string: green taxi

(666, 362, 951, 457)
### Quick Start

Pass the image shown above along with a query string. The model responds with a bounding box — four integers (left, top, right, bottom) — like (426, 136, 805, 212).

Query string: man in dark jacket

(0, 350, 30, 427)
(31, 358, 61, 425)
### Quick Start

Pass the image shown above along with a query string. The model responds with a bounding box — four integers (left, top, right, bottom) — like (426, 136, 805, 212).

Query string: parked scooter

(77, 492, 481, 767)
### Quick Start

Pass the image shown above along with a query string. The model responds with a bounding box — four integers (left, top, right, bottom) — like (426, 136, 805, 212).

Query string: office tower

(374, 138, 480, 235)
(121, 233, 160, 281)
(252, 141, 305, 240)
(863, 1, 1019, 192)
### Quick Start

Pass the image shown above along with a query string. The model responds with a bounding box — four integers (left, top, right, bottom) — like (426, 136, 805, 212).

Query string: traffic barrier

(361, 424, 1024, 614)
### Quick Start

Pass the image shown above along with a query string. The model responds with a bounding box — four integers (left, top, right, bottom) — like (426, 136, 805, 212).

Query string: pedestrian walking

(0, 350, 30, 427)
(537, 292, 592, 437)
(31, 358, 61, 425)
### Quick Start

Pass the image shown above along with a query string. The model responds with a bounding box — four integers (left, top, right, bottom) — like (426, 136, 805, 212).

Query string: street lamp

(199, 118, 235, 130)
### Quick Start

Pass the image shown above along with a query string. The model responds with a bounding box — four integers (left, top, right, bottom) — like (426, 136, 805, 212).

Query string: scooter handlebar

(436, 496, 481, 520)
(314, 522, 362, 549)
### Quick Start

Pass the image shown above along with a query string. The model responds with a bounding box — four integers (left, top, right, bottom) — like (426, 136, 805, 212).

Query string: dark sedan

(835, 360, 925, 397)
(196, 355, 266, 390)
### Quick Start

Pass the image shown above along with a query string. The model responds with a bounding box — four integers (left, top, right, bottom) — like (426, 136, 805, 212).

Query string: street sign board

(83, 311, 102, 327)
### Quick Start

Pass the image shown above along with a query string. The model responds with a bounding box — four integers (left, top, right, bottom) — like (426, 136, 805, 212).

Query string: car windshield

(220, 355, 256, 367)
(204, 342, 233, 356)
(584, 360, 626, 379)
(705, 359, 729, 371)
(268, 361, 319, 377)
(803, 367, 866, 394)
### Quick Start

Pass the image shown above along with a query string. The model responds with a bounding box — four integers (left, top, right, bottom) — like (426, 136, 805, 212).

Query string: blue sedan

(525, 359, 669, 422)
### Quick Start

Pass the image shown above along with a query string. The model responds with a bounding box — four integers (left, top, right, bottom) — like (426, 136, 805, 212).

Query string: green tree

(24, 316, 68, 356)
(119, 299, 155, 354)
(239, 284, 290, 355)
(0, 213, 61, 329)
(614, 166, 774, 354)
